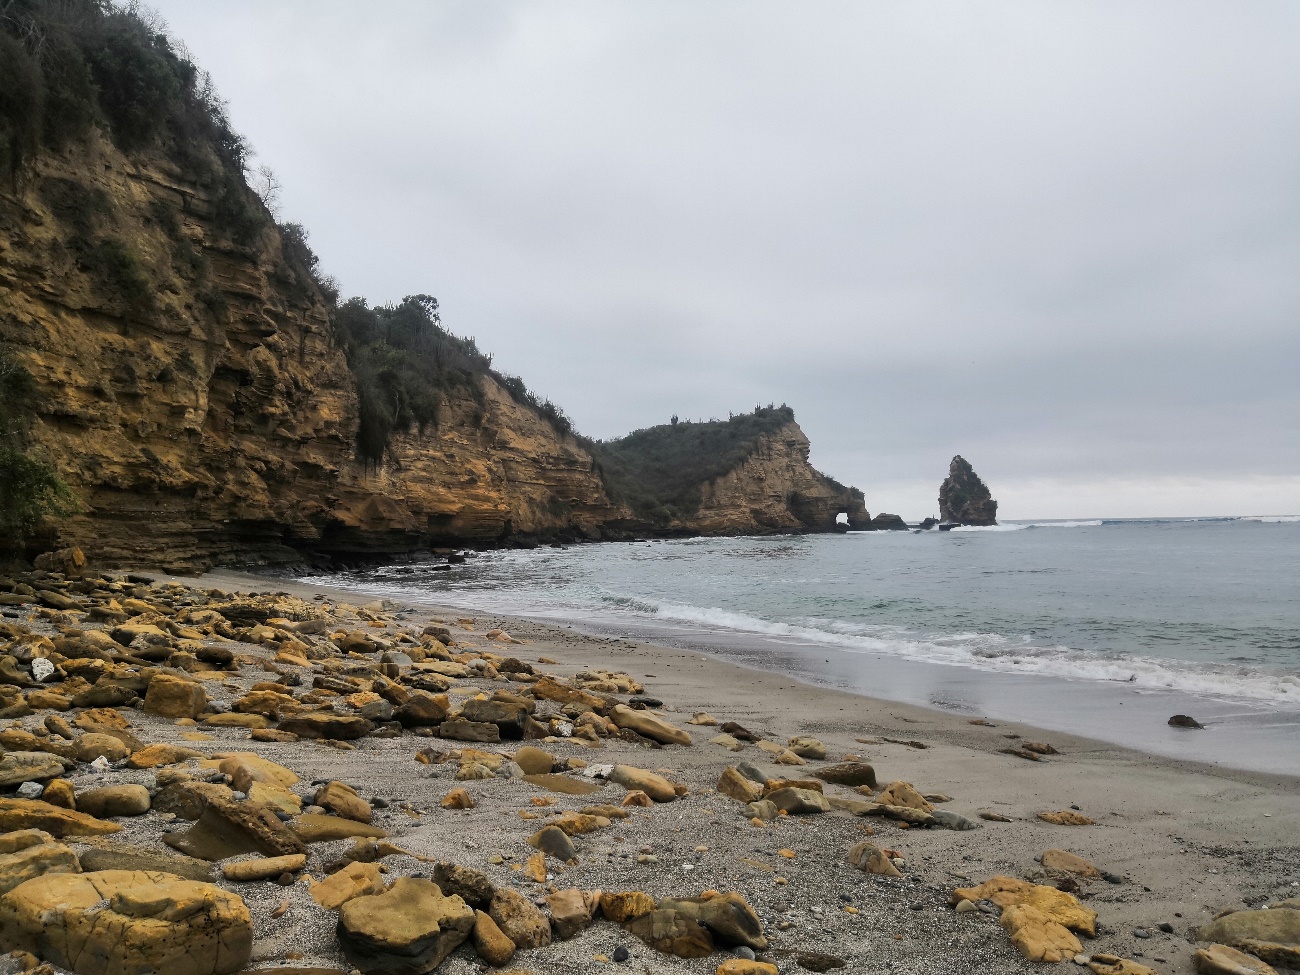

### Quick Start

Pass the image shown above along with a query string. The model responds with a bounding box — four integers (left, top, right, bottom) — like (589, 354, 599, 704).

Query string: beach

(198, 568, 1300, 974)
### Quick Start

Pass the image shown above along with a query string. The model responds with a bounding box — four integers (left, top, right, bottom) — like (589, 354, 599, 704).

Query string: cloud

(150, 0, 1300, 517)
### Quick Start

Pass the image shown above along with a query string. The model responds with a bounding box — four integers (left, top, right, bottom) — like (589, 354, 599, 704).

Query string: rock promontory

(938, 456, 998, 526)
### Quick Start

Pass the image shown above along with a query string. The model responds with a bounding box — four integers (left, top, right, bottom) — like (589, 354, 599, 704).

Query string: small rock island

(938, 456, 998, 526)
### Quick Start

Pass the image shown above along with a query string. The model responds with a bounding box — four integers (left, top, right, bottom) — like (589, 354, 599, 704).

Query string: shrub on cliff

(0, 353, 75, 545)
(587, 405, 798, 523)
(0, 0, 262, 240)
(336, 294, 573, 466)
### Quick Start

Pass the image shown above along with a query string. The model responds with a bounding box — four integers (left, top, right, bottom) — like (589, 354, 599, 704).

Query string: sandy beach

(1, 563, 1296, 975)
(194, 569, 1300, 974)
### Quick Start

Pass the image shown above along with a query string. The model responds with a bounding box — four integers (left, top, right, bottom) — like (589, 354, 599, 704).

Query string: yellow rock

(1040, 848, 1100, 878)
(1088, 953, 1162, 975)
(1038, 809, 1095, 826)
(0, 870, 251, 975)
(0, 798, 121, 837)
(441, 789, 474, 810)
(126, 744, 204, 769)
(600, 891, 656, 922)
(310, 860, 387, 909)
(951, 876, 1097, 936)
(1000, 903, 1083, 962)
(717, 961, 779, 975)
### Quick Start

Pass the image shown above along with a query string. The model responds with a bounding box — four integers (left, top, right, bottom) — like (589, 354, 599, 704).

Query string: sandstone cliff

(0, 135, 626, 568)
(685, 422, 869, 535)
(1, 135, 867, 567)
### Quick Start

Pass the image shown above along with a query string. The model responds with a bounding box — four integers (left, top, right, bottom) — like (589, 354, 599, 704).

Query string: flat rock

(1038, 810, 1095, 826)
(310, 861, 385, 910)
(765, 787, 829, 814)
(811, 762, 877, 789)
(0, 751, 68, 785)
(1000, 903, 1082, 962)
(609, 765, 678, 802)
(164, 796, 307, 861)
(127, 744, 205, 769)
(0, 841, 81, 895)
(290, 814, 387, 843)
(76, 785, 151, 818)
(611, 705, 691, 746)
(1041, 849, 1100, 878)
(0, 797, 121, 837)
(626, 907, 713, 958)
(337, 877, 475, 975)
(0, 869, 251, 975)
(951, 877, 1097, 936)
(78, 844, 215, 882)
(437, 717, 501, 743)
(277, 714, 373, 740)
(1193, 943, 1279, 975)
(221, 854, 308, 882)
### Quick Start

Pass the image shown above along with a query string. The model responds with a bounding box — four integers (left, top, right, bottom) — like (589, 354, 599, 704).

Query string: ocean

(299, 516, 1300, 775)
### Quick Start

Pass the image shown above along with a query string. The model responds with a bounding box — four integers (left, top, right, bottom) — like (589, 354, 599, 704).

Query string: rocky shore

(0, 552, 1296, 975)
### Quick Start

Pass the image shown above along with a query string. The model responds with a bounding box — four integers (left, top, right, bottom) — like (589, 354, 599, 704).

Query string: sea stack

(938, 456, 998, 526)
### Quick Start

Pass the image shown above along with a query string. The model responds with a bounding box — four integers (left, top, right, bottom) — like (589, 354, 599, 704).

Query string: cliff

(684, 422, 869, 534)
(0, 135, 625, 568)
(0, 4, 868, 567)
(939, 455, 998, 526)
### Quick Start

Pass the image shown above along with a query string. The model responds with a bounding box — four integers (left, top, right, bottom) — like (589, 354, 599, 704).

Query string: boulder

(608, 765, 678, 802)
(77, 845, 215, 882)
(1000, 903, 1083, 962)
(718, 767, 763, 804)
(812, 762, 877, 789)
(697, 892, 766, 950)
(221, 854, 307, 882)
(314, 782, 372, 823)
(600, 890, 656, 923)
(471, 909, 515, 966)
(1195, 909, 1300, 967)
(0, 840, 81, 894)
(950, 877, 1097, 936)
(765, 787, 829, 814)
(76, 785, 151, 818)
(210, 753, 299, 792)
(277, 714, 373, 740)
(513, 746, 555, 775)
(393, 692, 449, 728)
(337, 877, 475, 975)
(1040, 849, 1100, 878)
(459, 699, 529, 739)
(546, 888, 593, 939)
(528, 825, 577, 864)
(163, 795, 307, 861)
(848, 840, 902, 877)
(144, 674, 207, 720)
(488, 887, 552, 949)
(309, 861, 385, 910)
(0, 751, 68, 785)
(73, 733, 131, 764)
(0, 870, 252, 975)
(626, 907, 713, 958)
(436, 717, 500, 743)
(1194, 943, 1279, 975)
(40, 779, 75, 809)
(431, 863, 494, 909)
(610, 705, 691, 746)
(0, 798, 121, 837)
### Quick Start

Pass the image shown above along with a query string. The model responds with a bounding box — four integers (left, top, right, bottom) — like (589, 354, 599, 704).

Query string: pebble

(1133, 928, 1151, 939)
(734, 946, 756, 960)
(612, 945, 629, 962)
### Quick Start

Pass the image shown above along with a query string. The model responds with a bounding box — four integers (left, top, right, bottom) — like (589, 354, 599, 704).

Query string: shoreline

(275, 566, 1300, 779)
(199, 569, 1300, 791)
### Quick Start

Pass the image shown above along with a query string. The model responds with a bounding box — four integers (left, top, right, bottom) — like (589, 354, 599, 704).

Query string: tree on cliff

(0, 352, 75, 546)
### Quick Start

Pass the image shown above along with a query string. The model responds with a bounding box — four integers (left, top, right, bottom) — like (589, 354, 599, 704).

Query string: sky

(150, 1, 1300, 520)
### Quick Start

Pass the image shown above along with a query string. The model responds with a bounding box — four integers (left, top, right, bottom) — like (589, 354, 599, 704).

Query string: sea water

(301, 516, 1300, 775)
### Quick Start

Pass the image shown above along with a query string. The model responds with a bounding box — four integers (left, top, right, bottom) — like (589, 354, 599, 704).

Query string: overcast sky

(151, 1, 1300, 520)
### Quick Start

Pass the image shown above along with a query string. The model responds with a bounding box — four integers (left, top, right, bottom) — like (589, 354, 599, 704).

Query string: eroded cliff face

(683, 422, 868, 535)
(0, 135, 624, 568)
